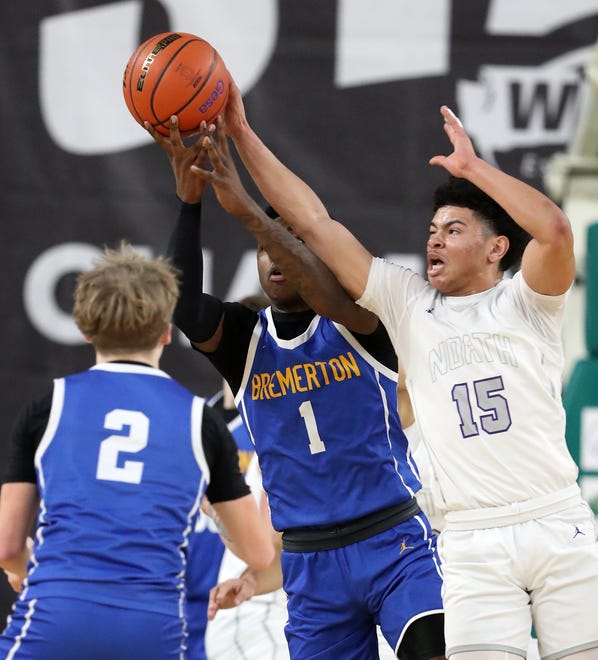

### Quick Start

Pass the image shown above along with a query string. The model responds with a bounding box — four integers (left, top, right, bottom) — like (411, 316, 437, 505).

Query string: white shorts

(438, 502, 598, 659)
(204, 590, 289, 660)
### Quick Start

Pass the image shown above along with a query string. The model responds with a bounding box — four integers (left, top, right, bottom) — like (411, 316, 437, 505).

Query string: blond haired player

(0, 244, 273, 659)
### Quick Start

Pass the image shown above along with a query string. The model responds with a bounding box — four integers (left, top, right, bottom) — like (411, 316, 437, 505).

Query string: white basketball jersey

(359, 259, 579, 514)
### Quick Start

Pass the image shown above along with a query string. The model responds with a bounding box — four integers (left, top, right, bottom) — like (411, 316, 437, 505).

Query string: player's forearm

(230, 122, 330, 237)
(168, 202, 224, 342)
(239, 534, 283, 595)
(231, 124, 372, 300)
(220, 534, 275, 571)
(0, 540, 31, 578)
(212, 497, 275, 570)
(237, 204, 371, 323)
(0, 484, 38, 580)
(462, 156, 571, 246)
(240, 562, 283, 596)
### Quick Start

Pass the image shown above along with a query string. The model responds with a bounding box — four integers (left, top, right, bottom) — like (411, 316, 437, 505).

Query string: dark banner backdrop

(1, 0, 596, 619)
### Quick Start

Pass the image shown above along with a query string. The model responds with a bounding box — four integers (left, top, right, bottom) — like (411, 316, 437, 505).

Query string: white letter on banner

(39, 0, 277, 155)
(23, 243, 153, 345)
(335, 0, 450, 87)
(23, 242, 259, 346)
(456, 54, 586, 165)
(23, 243, 102, 344)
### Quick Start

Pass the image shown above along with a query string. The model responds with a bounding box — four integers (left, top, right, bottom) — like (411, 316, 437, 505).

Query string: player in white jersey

(211, 81, 598, 660)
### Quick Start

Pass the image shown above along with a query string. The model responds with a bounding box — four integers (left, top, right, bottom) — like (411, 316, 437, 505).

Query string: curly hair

(433, 176, 531, 272)
(73, 242, 179, 352)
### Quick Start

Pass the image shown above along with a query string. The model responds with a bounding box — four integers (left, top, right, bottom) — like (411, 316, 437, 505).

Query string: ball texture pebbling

(122, 31, 230, 137)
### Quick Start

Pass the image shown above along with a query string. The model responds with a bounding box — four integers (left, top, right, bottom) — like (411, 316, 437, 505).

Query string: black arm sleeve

(167, 201, 224, 343)
(2, 390, 52, 484)
(201, 404, 251, 504)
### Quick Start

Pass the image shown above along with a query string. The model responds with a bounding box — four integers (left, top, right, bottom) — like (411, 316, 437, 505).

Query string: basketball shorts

(186, 597, 209, 660)
(281, 514, 444, 659)
(438, 501, 598, 658)
(0, 595, 185, 659)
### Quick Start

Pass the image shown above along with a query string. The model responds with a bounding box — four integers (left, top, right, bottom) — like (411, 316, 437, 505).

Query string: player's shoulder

(497, 270, 568, 313)
(338, 320, 398, 374)
(14, 386, 54, 431)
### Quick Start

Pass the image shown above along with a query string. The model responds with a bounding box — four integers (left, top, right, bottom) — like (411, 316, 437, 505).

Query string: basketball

(122, 32, 230, 137)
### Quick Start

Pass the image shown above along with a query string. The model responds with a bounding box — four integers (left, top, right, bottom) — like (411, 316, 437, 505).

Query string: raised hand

(191, 116, 260, 219)
(429, 105, 480, 177)
(223, 79, 248, 139)
(145, 115, 210, 204)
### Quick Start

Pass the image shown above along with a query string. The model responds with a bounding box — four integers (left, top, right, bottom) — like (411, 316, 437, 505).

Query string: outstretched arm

(429, 106, 574, 295)
(148, 117, 226, 352)
(193, 120, 379, 333)
(223, 82, 374, 302)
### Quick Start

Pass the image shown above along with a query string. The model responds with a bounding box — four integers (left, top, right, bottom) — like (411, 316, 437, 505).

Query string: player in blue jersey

(184, 293, 288, 660)
(149, 117, 446, 660)
(206, 368, 436, 660)
(0, 243, 274, 660)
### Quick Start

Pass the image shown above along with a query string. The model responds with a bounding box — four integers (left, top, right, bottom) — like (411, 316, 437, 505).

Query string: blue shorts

(185, 597, 209, 660)
(281, 514, 444, 659)
(0, 596, 185, 659)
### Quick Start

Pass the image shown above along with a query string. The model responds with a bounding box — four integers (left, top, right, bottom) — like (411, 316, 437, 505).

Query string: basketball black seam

(150, 40, 220, 128)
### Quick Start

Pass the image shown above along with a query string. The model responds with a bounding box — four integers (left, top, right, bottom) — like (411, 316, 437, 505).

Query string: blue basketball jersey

(25, 362, 209, 616)
(185, 394, 257, 659)
(235, 310, 421, 530)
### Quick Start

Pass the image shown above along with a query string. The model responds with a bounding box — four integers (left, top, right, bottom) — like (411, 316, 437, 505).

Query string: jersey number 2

(96, 409, 149, 484)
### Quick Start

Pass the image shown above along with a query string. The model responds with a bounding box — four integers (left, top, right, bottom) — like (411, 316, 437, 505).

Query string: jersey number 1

(298, 401, 326, 454)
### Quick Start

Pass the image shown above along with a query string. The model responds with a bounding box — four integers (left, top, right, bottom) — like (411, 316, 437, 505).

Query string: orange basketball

(122, 32, 230, 137)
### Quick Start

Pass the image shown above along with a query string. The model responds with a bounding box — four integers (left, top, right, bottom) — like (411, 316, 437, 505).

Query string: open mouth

(427, 256, 444, 275)
(269, 267, 284, 282)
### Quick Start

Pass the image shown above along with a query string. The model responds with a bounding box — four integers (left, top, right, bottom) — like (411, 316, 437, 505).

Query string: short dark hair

(433, 176, 531, 272)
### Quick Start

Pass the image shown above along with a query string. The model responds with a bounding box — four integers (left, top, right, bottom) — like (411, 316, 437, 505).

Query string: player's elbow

(542, 205, 573, 249)
(241, 539, 275, 570)
(0, 537, 25, 567)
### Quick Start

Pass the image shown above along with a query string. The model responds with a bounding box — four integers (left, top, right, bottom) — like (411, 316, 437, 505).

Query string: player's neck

(94, 345, 163, 368)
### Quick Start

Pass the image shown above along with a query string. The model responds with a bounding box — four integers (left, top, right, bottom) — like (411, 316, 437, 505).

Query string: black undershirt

(171, 201, 398, 396)
(2, 361, 249, 505)
(199, 305, 397, 396)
